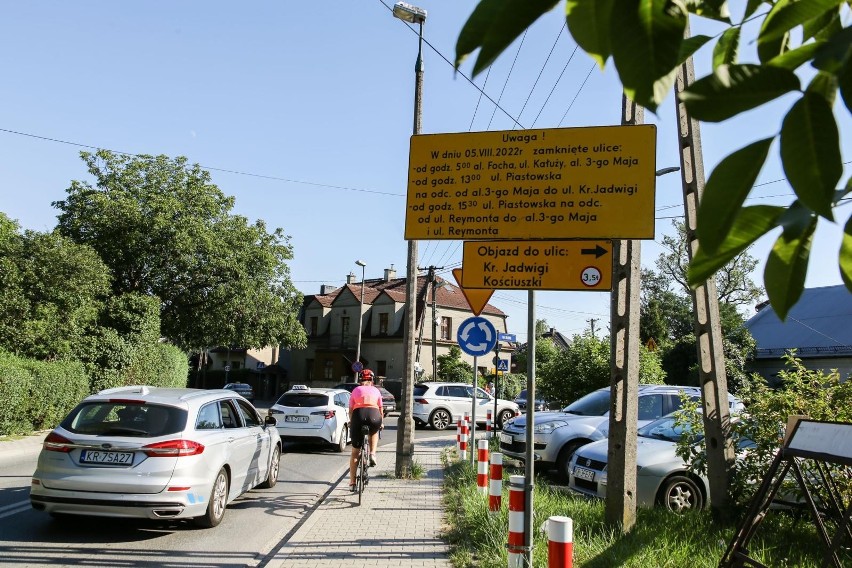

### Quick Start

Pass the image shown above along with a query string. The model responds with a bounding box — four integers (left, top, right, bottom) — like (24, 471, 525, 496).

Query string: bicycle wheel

(357, 449, 367, 505)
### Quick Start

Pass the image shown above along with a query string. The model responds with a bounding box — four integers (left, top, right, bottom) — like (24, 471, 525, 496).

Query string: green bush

(0, 350, 88, 435)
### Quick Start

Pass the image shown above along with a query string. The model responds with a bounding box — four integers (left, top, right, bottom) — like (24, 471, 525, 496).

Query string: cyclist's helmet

(359, 369, 374, 382)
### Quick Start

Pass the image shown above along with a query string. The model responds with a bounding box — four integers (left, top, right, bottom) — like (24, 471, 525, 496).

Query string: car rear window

(61, 402, 187, 437)
(413, 385, 428, 396)
(277, 393, 329, 407)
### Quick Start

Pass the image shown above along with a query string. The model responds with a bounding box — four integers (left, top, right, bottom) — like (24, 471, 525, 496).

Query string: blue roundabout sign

(457, 316, 498, 357)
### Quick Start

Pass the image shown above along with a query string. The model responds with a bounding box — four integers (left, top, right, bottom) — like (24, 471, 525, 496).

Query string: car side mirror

(265, 415, 277, 426)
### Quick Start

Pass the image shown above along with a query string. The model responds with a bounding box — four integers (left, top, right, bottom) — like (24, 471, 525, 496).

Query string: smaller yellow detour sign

(461, 240, 612, 291)
(404, 125, 656, 240)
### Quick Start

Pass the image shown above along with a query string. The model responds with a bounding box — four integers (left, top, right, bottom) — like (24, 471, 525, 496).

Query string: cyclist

(348, 368, 383, 491)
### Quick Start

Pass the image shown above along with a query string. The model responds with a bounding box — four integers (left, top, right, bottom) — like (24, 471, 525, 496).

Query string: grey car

(499, 384, 744, 481)
(30, 385, 281, 528)
(568, 413, 755, 512)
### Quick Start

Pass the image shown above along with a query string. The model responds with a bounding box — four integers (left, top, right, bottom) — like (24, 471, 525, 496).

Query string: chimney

(320, 284, 338, 295)
(347, 271, 356, 285)
(384, 264, 396, 281)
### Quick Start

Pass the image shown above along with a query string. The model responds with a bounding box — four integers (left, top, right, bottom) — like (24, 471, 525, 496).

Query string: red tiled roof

(304, 275, 504, 316)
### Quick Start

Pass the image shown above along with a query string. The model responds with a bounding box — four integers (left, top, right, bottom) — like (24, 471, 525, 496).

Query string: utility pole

(418, 265, 444, 380)
(675, 21, 734, 517)
(587, 318, 599, 336)
(605, 94, 642, 532)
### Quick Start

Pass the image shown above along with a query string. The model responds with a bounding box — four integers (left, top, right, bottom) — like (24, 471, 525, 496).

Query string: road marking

(0, 500, 30, 519)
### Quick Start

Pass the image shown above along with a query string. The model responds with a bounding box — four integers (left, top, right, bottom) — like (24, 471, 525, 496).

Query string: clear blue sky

(1, 1, 849, 342)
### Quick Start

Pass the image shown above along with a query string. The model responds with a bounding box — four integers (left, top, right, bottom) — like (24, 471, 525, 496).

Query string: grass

(386, 458, 425, 480)
(441, 453, 848, 568)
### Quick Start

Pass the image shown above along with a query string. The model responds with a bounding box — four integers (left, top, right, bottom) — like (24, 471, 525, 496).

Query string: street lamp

(354, 260, 367, 380)
(656, 166, 680, 176)
(394, 0, 426, 477)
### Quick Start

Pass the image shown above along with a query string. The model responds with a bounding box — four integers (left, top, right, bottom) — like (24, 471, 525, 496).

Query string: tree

(455, 1, 851, 320)
(641, 222, 760, 390)
(537, 333, 665, 407)
(0, 215, 111, 361)
(54, 150, 307, 352)
(435, 345, 475, 383)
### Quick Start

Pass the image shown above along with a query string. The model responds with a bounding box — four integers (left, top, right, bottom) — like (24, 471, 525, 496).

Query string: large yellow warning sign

(404, 125, 656, 240)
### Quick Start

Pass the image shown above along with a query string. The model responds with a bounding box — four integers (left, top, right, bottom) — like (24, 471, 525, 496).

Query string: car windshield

(562, 389, 611, 416)
(277, 393, 328, 407)
(638, 416, 700, 443)
(517, 390, 527, 399)
(61, 402, 187, 437)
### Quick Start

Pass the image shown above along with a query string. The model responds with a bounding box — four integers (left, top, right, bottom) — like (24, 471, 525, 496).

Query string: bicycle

(356, 425, 370, 505)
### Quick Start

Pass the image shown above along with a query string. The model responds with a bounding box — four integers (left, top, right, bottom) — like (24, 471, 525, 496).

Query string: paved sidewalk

(268, 436, 454, 568)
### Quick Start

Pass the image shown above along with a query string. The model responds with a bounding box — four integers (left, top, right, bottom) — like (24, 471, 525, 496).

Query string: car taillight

(311, 411, 335, 420)
(142, 440, 205, 457)
(414, 399, 429, 404)
(43, 432, 74, 453)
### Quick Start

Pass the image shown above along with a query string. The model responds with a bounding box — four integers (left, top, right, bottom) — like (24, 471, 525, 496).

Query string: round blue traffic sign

(457, 316, 498, 357)
(352, 361, 364, 373)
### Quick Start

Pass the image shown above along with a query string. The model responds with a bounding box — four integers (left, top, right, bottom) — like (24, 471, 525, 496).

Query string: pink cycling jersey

(349, 385, 383, 411)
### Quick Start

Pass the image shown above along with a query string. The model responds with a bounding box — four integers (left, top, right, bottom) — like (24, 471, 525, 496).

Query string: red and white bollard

(486, 409, 493, 440)
(456, 417, 463, 453)
(476, 439, 489, 495)
(460, 419, 469, 460)
(547, 516, 573, 568)
(507, 475, 526, 568)
(489, 452, 503, 512)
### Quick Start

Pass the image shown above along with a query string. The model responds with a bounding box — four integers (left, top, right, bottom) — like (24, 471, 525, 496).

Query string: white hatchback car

(30, 385, 281, 528)
(269, 386, 351, 452)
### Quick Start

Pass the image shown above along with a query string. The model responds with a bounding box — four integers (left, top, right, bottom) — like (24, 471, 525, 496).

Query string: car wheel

(658, 475, 704, 513)
(195, 468, 229, 528)
(258, 445, 280, 489)
(334, 424, 348, 453)
(429, 409, 452, 430)
(497, 409, 515, 429)
(556, 441, 585, 483)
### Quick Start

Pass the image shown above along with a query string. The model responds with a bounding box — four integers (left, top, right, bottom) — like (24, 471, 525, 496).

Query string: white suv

(412, 382, 520, 430)
(499, 384, 744, 481)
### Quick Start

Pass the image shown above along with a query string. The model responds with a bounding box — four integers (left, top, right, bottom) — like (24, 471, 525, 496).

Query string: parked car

(499, 384, 745, 481)
(412, 382, 520, 430)
(514, 389, 550, 412)
(333, 382, 397, 417)
(568, 413, 756, 512)
(268, 385, 350, 452)
(223, 382, 254, 402)
(30, 385, 281, 528)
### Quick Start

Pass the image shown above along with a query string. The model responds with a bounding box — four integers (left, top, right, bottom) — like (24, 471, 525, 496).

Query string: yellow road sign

(461, 240, 612, 291)
(404, 125, 656, 240)
(451, 268, 495, 316)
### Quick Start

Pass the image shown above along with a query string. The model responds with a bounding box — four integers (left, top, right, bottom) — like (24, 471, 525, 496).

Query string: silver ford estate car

(30, 386, 281, 528)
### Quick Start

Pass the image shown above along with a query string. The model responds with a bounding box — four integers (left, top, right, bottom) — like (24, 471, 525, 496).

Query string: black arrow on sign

(581, 245, 609, 258)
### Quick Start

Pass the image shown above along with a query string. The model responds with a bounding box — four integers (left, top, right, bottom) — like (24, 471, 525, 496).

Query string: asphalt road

(0, 414, 449, 568)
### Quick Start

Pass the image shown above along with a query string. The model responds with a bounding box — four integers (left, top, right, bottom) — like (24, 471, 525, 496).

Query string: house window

(324, 359, 334, 379)
(341, 316, 350, 347)
(305, 359, 314, 381)
(377, 360, 387, 377)
(379, 312, 389, 335)
(310, 317, 318, 337)
(440, 317, 452, 340)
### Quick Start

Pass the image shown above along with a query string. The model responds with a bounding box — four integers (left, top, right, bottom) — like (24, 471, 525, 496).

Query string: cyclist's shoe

(369, 454, 378, 467)
(349, 483, 356, 493)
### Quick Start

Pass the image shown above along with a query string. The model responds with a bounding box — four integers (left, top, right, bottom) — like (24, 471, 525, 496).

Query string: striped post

(460, 419, 469, 460)
(547, 516, 573, 568)
(489, 452, 503, 512)
(456, 417, 463, 454)
(507, 475, 526, 568)
(476, 439, 489, 495)
(486, 409, 493, 440)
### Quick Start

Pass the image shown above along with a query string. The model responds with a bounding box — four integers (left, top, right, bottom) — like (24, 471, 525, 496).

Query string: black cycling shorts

(350, 407, 382, 449)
